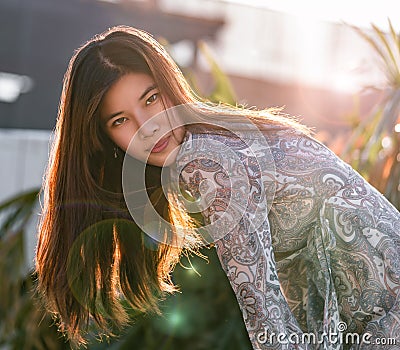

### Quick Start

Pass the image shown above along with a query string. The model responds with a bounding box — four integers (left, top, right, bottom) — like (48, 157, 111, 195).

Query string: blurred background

(0, 0, 399, 349)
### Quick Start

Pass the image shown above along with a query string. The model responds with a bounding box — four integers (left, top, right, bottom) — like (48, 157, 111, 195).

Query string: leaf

(371, 23, 400, 83)
(197, 41, 237, 106)
(388, 18, 400, 65)
(0, 188, 39, 239)
(346, 20, 400, 209)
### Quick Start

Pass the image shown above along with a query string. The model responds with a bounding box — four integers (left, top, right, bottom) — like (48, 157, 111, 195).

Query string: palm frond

(197, 40, 237, 105)
(344, 19, 400, 209)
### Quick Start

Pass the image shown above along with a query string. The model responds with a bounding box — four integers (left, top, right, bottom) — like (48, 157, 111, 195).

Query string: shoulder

(259, 125, 345, 169)
(176, 123, 348, 176)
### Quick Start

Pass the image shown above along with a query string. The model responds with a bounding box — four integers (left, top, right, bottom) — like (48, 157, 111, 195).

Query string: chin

(149, 158, 174, 168)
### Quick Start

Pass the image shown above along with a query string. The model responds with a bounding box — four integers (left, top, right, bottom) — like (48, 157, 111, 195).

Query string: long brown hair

(36, 25, 308, 346)
(35, 26, 199, 345)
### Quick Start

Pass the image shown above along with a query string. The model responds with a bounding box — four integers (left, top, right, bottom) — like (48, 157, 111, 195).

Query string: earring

(113, 146, 118, 159)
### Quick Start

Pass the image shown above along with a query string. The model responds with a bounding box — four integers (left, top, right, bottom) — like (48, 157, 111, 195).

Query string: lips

(151, 136, 170, 153)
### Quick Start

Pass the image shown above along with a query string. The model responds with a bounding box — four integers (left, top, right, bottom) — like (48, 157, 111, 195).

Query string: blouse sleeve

(175, 131, 309, 349)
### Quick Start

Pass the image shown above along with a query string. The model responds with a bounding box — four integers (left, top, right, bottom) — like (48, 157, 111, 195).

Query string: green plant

(342, 19, 400, 209)
(189, 41, 237, 106)
(0, 188, 71, 349)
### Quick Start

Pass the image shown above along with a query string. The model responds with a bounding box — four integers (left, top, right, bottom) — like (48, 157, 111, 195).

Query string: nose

(136, 112, 160, 138)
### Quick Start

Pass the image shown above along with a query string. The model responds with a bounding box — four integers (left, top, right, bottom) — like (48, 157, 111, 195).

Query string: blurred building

(0, 0, 224, 130)
(159, 0, 386, 146)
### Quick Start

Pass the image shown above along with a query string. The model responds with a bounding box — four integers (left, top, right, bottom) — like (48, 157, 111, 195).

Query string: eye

(111, 117, 128, 127)
(146, 93, 159, 105)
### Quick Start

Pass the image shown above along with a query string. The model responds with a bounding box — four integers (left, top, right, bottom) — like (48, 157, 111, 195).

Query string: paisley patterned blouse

(175, 124, 400, 350)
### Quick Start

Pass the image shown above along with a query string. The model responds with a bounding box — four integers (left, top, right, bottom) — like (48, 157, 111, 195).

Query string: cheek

(124, 137, 149, 162)
(126, 150, 149, 165)
(176, 126, 186, 140)
(109, 129, 135, 152)
(171, 126, 186, 145)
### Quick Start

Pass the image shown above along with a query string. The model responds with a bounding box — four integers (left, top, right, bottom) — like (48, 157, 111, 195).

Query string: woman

(36, 25, 400, 349)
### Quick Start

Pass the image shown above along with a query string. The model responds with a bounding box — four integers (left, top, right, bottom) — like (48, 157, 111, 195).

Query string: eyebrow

(103, 84, 158, 123)
(139, 84, 157, 101)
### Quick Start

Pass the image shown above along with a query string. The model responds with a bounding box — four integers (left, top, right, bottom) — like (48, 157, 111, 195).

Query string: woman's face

(100, 72, 185, 167)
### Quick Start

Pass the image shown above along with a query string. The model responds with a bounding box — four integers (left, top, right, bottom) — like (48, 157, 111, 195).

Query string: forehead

(100, 72, 155, 118)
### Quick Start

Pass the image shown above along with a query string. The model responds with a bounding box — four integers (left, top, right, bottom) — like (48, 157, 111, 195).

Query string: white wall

(0, 128, 52, 268)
